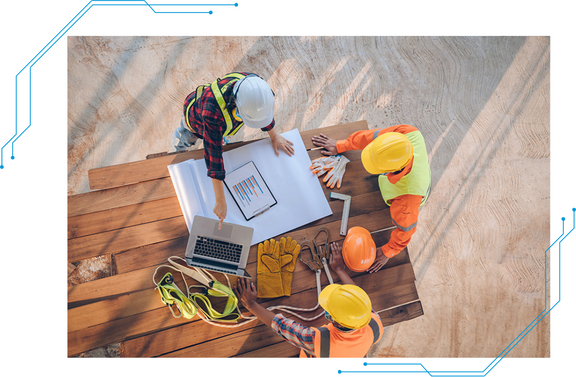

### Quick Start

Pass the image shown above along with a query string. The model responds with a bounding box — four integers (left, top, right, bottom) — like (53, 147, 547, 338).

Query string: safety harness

(153, 256, 257, 327)
(184, 72, 250, 137)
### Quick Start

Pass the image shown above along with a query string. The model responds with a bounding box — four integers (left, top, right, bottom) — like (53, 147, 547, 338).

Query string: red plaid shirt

(183, 72, 275, 180)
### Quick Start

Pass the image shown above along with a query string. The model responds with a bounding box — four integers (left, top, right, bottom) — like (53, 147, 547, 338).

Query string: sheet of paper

(169, 129, 333, 245)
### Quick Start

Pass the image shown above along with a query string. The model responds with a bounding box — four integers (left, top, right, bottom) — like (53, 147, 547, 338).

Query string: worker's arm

(211, 179, 227, 230)
(234, 277, 317, 356)
(311, 125, 419, 155)
(367, 194, 421, 273)
(267, 127, 295, 157)
(234, 278, 275, 327)
(328, 242, 356, 285)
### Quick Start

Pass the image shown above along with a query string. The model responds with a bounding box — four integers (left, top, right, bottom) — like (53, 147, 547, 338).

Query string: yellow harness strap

(185, 73, 247, 136)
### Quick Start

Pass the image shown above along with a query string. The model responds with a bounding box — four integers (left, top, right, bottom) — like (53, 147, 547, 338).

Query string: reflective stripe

(391, 217, 418, 232)
(318, 327, 331, 358)
(184, 85, 207, 131)
(421, 172, 432, 207)
(211, 79, 234, 136)
(184, 73, 247, 136)
(373, 129, 380, 140)
(368, 318, 380, 345)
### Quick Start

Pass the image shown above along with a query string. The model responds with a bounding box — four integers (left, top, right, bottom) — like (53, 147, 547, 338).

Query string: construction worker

(235, 242, 383, 358)
(311, 125, 431, 273)
(173, 72, 295, 228)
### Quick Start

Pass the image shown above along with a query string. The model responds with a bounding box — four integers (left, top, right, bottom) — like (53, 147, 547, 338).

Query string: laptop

(185, 215, 254, 278)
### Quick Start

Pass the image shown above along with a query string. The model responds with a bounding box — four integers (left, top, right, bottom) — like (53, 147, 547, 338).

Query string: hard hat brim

(242, 111, 274, 129)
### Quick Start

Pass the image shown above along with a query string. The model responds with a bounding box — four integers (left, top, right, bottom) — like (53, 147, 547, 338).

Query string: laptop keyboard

(194, 236, 243, 264)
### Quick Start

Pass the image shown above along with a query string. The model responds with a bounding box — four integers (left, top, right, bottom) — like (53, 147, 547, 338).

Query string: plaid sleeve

(271, 313, 316, 355)
(199, 93, 226, 180)
(261, 118, 275, 132)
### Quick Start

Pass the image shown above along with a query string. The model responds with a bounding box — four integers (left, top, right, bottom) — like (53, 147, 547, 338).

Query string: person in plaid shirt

(173, 72, 295, 229)
(235, 242, 383, 357)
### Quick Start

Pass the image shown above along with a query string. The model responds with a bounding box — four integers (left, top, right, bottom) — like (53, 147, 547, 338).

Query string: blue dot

(235, 2, 238, 6)
(11, 156, 14, 160)
(363, 362, 368, 366)
(209, 10, 213, 14)
(0, 165, 3, 169)
(573, 208, 576, 212)
(562, 217, 565, 221)
(338, 371, 342, 375)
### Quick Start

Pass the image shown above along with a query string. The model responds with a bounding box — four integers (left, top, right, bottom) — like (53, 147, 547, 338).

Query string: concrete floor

(68, 36, 550, 357)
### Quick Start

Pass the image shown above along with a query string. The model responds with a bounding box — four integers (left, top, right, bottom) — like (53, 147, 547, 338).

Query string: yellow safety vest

(184, 72, 248, 137)
(378, 130, 431, 207)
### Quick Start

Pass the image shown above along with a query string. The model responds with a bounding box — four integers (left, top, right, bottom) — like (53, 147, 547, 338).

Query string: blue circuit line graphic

(1, 0, 239, 169)
(339, 208, 575, 376)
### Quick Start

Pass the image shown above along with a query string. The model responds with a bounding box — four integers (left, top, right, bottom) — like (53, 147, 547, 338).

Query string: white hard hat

(233, 76, 275, 129)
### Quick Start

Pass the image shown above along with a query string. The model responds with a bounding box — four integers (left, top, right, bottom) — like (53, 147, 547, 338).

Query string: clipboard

(223, 161, 278, 221)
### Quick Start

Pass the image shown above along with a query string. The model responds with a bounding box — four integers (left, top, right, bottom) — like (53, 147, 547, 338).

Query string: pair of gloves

(310, 155, 351, 189)
(257, 237, 301, 298)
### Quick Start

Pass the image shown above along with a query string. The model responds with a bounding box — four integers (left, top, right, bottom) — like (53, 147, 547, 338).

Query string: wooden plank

(68, 265, 160, 305)
(68, 307, 176, 357)
(68, 178, 175, 217)
(378, 300, 424, 327)
(114, 236, 189, 274)
(300, 120, 368, 150)
(87, 121, 368, 191)
(68, 197, 183, 239)
(232, 340, 300, 358)
(68, 288, 161, 333)
(88, 149, 204, 191)
(68, 216, 188, 263)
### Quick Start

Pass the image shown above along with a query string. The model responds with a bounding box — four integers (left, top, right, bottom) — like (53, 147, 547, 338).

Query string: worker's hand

(234, 277, 258, 309)
(212, 199, 227, 230)
(328, 242, 346, 273)
(311, 133, 338, 156)
(268, 129, 295, 157)
(367, 251, 389, 274)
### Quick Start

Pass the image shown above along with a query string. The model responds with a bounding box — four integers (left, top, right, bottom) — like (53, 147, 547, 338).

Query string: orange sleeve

(381, 194, 422, 258)
(336, 124, 419, 153)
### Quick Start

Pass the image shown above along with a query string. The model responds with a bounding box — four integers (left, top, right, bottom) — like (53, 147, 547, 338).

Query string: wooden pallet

(67, 121, 424, 357)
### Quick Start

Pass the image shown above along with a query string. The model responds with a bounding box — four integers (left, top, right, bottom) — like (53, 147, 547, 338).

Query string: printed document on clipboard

(223, 161, 277, 221)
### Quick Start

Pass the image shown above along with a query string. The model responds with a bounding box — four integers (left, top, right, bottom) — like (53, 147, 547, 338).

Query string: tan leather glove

(257, 238, 284, 298)
(279, 236, 301, 296)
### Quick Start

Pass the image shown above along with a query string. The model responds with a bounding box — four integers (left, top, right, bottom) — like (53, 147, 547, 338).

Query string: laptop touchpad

(213, 222, 233, 238)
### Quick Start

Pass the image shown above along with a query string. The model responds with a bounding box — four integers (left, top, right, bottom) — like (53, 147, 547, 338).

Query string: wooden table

(67, 120, 424, 357)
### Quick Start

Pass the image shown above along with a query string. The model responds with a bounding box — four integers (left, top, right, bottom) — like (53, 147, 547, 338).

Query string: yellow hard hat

(319, 284, 372, 329)
(361, 132, 413, 174)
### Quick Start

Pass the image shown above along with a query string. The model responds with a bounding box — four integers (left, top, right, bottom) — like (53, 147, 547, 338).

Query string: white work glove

(310, 155, 350, 189)
(323, 155, 349, 189)
(310, 155, 339, 177)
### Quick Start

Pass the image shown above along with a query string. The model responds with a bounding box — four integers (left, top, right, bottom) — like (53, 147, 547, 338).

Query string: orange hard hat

(342, 227, 376, 272)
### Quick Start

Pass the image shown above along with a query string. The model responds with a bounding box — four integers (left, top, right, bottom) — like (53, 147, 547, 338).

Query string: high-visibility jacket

(300, 312, 383, 358)
(336, 125, 431, 258)
(184, 72, 250, 137)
